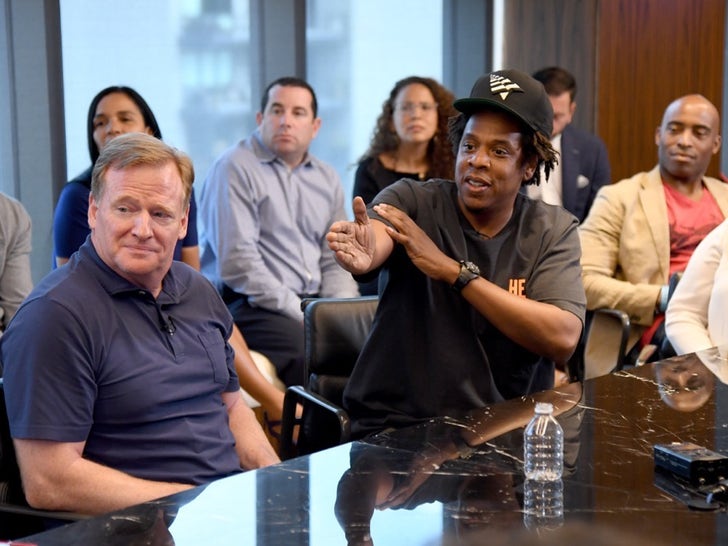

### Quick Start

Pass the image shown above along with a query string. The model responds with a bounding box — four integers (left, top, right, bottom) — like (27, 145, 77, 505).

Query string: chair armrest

(279, 386, 351, 460)
(594, 308, 630, 368)
(585, 308, 632, 379)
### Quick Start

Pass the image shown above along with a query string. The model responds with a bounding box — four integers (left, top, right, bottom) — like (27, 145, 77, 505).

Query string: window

(60, 0, 252, 187)
(306, 0, 444, 211)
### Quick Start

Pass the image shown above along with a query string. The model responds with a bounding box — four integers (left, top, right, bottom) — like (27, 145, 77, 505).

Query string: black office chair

(0, 379, 85, 538)
(279, 296, 378, 460)
(583, 308, 631, 379)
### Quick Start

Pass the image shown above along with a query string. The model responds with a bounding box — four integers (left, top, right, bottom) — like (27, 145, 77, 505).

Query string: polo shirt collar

(77, 238, 182, 305)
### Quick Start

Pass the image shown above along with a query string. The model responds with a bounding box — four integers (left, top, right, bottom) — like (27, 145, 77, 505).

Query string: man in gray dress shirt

(198, 77, 358, 387)
(0, 192, 32, 333)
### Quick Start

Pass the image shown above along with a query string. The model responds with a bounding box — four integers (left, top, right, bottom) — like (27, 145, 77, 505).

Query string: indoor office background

(2, 0, 728, 285)
(2, 0, 728, 542)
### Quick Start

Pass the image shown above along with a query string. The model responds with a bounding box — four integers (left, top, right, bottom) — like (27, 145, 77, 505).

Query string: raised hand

(327, 197, 377, 274)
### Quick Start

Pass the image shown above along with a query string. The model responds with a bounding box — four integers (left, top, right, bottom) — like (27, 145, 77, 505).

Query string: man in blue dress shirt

(198, 77, 359, 387)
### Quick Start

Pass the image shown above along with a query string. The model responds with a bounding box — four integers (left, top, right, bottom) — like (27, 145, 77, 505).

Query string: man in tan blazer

(580, 94, 728, 357)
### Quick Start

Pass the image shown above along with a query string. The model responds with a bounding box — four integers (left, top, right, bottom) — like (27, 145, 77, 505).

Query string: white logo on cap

(490, 74, 522, 100)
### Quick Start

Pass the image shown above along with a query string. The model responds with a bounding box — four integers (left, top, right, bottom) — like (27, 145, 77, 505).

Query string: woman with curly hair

(354, 76, 456, 206)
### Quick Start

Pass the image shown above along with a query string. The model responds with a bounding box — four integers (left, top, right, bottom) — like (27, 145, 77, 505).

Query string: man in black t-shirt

(327, 69, 586, 438)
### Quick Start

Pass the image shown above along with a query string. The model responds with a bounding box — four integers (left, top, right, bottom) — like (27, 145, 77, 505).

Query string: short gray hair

(91, 133, 194, 206)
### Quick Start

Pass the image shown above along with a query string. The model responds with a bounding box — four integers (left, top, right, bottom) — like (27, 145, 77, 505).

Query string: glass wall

(306, 0, 443, 210)
(60, 0, 253, 189)
(61, 0, 443, 216)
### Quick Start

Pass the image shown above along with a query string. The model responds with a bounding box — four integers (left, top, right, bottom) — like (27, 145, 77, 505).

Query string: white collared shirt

(527, 133, 563, 206)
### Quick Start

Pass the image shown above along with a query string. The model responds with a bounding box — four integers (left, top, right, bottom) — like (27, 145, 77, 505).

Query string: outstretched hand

(327, 197, 376, 275)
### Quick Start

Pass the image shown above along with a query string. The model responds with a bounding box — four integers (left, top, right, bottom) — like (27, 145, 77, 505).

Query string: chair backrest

(280, 296, 378, 460)
(303, 296, 378, 406)
(584, 308, 631, 380)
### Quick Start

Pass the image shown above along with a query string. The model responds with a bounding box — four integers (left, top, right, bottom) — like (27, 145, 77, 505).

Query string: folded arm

(579, 189, 662, 325)
(14, 438, 194, 515)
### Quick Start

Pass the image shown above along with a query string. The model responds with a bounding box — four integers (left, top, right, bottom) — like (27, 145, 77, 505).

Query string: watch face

(463, 261, 480, 275)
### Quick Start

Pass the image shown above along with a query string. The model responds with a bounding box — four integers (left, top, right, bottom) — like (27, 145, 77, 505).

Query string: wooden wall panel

(503, 0, 725, 183)
(596, 0, 726, 182)
(502, 0, 599, 133)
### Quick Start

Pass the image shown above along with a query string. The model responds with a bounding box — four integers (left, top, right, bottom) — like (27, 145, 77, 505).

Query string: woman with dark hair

(53, 85, 199, 268)
(353, 76, 457, 206)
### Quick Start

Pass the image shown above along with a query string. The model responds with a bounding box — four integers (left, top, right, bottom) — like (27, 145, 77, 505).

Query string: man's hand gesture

(327, 197, 376, 275)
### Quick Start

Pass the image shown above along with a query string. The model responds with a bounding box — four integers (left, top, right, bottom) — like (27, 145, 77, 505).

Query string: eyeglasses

(395, 102, 437, 114)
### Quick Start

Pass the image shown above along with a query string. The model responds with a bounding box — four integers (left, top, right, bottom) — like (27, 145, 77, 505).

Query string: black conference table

(13, 346, 728, 545)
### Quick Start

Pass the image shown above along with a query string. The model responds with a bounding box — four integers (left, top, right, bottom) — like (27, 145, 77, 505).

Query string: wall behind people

(503, 0, 598, 135)
(596, 0, 725, 182)
(502, 0, 726, 183)
(0, 0, 65, 284)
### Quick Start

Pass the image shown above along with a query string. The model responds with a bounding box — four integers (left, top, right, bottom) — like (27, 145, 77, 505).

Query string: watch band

(452, 260, 480, 292)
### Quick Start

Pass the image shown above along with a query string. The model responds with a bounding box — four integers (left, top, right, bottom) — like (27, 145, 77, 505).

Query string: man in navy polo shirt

(0, 133, 279, 515)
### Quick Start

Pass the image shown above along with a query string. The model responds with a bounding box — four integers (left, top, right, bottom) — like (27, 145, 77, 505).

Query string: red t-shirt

(641, 182, 724, 346)
(664, 182, 724, 274)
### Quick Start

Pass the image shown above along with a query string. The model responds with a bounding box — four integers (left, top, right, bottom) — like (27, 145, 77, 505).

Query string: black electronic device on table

(654, 442, 728, 487)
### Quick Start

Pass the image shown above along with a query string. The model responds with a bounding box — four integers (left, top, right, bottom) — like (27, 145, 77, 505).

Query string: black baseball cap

(453, 69, 553, 138)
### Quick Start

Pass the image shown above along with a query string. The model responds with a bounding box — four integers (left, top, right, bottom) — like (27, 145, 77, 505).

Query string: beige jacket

(579, 166, 728, 343)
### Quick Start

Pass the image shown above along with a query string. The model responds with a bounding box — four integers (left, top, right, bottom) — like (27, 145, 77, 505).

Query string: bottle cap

(535, 402, 553, 414)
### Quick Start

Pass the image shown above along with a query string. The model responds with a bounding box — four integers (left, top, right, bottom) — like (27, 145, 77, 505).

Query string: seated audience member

(53, 85, 200, 269)
(529, 66, 611, 222)
(579, 94, 728, 359)
(0, 192, 32, 332)
(0, 133, 279, 515)
(327, 69, 585, 438)
(353, 76, 456, 294)
(665, 218, 728, 354)
(53, 86, 287, 429)
(354, 76, 456, 204)
(198, 77, 359, 388)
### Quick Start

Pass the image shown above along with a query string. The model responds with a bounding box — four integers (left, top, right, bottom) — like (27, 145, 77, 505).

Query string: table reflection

(19, 352, 728, 545)
(335, 383, 583, 545)
(654, 353, 716, 411)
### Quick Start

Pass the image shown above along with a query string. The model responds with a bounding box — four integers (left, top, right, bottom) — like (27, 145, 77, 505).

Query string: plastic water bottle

(523, 402, 563, 481)
(523, 478, 564, 531)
